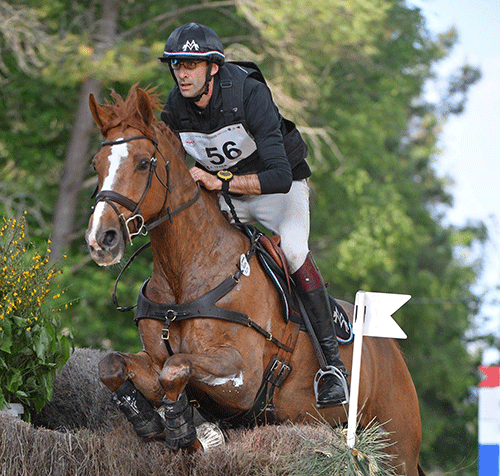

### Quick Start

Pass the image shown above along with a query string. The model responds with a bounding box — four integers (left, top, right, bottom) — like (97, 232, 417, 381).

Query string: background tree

(0, 0, 486, 472)
(50, 0, 120, 262)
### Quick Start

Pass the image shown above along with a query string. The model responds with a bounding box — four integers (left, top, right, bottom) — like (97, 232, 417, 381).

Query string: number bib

(179, 123, 257, 171)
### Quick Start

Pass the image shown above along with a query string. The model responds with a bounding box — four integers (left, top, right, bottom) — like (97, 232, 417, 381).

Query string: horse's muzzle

(85, 226, 125, 266)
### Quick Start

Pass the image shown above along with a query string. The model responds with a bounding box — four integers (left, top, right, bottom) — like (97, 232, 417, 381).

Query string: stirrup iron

(313, 365, 349, 406)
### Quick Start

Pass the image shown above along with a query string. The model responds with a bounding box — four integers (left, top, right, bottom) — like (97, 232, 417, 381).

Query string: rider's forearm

(228, 174, 262, 195)
(190, 167, 262, 195)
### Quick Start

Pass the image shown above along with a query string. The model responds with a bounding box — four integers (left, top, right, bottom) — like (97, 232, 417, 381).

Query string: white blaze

(88, 140, 128, 245)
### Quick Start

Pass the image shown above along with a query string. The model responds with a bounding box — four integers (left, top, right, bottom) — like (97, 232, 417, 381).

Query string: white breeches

(219, 179, 310, 273)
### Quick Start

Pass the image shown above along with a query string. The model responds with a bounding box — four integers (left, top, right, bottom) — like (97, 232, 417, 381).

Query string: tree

(50, 0, 120, 262)
(0, 1, 48, 79)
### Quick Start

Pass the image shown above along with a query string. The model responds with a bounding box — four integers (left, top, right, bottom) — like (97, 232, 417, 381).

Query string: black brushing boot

(293, 253, 349, 408)
(111, 379, 165, 438)
(162, 391, 197, 450)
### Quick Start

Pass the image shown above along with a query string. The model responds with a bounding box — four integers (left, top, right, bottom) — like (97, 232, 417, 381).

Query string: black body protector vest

(175, 62, 308, 174)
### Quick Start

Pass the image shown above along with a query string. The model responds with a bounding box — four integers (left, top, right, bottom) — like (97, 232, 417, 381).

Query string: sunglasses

(170, 60, 204, 71)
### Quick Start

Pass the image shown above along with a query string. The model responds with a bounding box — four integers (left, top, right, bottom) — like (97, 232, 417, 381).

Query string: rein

(93, 133, 200, 244)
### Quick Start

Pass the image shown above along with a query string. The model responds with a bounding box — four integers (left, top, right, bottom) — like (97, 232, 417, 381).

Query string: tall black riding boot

(293, 252, 349, 408)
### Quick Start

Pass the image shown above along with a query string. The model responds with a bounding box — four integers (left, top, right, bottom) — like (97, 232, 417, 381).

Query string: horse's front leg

(159, 346, 252, 408)
(158, 346, 252, 450)
(99, 319, 169, 438)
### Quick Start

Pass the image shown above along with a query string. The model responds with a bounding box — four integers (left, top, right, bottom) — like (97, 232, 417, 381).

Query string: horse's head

(85, 86, 182, 266)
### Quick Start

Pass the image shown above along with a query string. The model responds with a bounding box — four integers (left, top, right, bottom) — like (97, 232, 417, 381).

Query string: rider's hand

(189, 167, 221, 191)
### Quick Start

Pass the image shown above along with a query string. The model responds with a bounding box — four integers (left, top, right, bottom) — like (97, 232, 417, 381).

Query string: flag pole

(347, 291, 366, 447)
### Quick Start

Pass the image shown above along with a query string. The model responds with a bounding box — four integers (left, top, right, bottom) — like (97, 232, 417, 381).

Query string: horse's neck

(145, 126, 247, 303)
(147, 187, 246, 303)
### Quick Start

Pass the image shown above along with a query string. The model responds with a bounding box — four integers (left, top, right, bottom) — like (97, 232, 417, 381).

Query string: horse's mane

(99, 84, 184, 158)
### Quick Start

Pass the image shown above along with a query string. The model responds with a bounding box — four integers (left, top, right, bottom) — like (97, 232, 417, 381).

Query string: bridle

(93, 133, 200, 244)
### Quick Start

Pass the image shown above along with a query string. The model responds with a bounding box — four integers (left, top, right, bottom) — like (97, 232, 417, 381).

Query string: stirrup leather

(313, 365, 349, 406)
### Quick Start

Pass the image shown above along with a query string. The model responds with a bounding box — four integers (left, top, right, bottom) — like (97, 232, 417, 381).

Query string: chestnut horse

(85, 86, 424, 475)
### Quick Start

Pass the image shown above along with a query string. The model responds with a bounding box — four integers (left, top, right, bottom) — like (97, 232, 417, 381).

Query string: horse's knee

(99, 352, 127, 391)
(159, 355, 192, 400)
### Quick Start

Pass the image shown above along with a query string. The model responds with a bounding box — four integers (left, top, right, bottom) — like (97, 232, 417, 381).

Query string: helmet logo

(182, 40, 200, 51)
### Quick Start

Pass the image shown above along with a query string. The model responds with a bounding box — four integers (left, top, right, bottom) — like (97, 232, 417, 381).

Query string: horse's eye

(137, 159, 150, 171)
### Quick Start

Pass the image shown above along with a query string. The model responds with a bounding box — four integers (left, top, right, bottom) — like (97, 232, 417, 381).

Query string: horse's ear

(89, 93, 110, 131)
(136, 89, 154, 127)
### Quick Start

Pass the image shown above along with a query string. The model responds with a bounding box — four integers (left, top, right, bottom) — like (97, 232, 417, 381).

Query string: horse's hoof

(195, 422, 225, 451)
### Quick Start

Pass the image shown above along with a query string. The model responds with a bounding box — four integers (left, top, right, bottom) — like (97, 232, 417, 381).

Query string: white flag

(348, 291, 410, 447)
(356, 291, 410, 339)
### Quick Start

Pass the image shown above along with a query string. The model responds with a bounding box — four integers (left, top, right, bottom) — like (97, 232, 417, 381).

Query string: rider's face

(173, 61, 218, 101)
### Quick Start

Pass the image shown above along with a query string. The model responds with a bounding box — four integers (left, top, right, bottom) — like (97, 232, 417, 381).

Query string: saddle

(257, 233, 353, 344)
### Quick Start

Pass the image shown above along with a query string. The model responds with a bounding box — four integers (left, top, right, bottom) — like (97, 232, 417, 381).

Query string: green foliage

(0, 215, 72, 418)
(57, 244, 149, 352)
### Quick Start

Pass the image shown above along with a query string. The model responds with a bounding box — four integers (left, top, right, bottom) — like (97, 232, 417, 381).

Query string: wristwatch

(217, 170, 233, 194)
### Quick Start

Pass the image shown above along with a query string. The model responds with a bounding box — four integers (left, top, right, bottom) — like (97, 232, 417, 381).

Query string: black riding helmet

(159, 23, 225, 102)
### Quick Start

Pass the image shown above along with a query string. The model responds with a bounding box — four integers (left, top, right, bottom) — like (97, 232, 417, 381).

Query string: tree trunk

(50, 0, 120, 261)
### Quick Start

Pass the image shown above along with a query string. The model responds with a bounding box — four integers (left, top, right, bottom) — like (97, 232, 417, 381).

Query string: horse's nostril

(101, 229, 119, 249)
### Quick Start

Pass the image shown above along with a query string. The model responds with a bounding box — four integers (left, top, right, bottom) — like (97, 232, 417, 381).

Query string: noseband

(93, 134, 200, 244)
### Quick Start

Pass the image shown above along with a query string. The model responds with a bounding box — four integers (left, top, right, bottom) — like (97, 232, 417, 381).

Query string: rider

(159, 22, 348, 408)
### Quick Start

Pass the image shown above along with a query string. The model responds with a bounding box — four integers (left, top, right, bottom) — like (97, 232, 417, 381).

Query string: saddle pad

(254, 237, 353, 345)
(329, 295, 354, 345)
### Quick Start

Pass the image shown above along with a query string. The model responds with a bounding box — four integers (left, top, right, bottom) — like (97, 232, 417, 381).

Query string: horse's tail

(418, 463, 426, 476)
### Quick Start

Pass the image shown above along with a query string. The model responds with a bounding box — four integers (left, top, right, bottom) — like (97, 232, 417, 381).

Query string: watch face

(217, 170, 233, 181)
